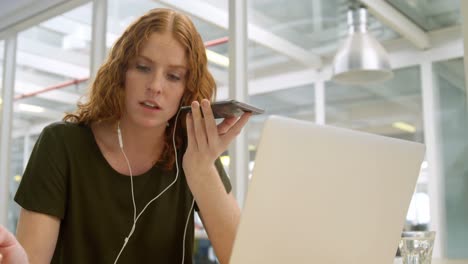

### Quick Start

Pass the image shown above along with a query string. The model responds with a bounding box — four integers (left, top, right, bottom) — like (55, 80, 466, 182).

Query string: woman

(10, 8, 250, 264)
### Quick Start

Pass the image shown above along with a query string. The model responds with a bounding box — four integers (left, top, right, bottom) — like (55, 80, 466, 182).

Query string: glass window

(249, 0, 399, 54)
(248, 0, 326, 173)
(326, 66, 423, 142)
(387, 0, 461, 31)
(433, 58, 468, 258)
(326, 66, 428, 229)
(8, 3, 93, 232)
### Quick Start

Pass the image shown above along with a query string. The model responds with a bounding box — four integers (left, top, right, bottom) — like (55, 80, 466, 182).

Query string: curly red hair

(64, 8, 216, 169)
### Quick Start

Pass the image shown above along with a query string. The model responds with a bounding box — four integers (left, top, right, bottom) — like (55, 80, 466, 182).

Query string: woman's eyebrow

(135, 55, 187, 70)
(135, 55, 153, 63)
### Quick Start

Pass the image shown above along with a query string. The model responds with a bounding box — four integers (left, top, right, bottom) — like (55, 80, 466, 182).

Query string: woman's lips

(140, 100, 161, 111)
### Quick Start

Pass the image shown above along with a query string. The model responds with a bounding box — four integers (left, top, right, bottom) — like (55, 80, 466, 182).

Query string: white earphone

(113, 108, 195, 264)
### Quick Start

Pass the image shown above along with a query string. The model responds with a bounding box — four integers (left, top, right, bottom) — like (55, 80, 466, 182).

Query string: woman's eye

(168, 74, 181, 81)
(136, 64, 151, 73)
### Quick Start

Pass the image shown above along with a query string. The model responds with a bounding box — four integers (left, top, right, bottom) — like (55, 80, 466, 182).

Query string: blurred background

(0, 0, 467, 262)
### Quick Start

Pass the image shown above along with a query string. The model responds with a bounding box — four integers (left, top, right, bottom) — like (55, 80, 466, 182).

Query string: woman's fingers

(200, 99, 219, 146)
(217, 116, 238, 135)
(186, 112, 197, 151)
(221, 112, 251, 144)
(191, 101, 208, 150)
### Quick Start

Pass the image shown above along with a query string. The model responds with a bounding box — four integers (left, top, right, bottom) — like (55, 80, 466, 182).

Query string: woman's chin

(138, 119, 168, 129)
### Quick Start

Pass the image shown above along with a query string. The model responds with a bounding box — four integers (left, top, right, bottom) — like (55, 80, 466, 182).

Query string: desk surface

(394, 258, 468, 264)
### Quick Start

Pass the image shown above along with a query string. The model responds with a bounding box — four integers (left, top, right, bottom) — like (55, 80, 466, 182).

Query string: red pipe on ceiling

(14, 77, 89, 101)
(204, 36, 229, 47)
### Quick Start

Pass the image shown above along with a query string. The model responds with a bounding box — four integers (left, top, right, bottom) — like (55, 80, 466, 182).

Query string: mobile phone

(180, 99, 265, 119)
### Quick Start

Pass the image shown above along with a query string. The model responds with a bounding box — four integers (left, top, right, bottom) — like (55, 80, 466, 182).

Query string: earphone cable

(114, 108, 190, 264)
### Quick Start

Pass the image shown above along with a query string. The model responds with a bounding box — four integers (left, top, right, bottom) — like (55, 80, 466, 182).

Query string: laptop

(230, 115, 425, 264)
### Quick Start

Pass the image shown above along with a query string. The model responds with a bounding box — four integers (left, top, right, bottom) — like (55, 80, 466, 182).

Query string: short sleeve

(14, 124, 69, 219)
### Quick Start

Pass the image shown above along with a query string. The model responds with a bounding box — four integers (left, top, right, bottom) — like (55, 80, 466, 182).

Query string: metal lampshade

(332, 7, 394, 85)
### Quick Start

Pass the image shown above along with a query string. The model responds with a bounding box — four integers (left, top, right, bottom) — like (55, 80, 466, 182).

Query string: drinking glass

(398, 231, 436, 264)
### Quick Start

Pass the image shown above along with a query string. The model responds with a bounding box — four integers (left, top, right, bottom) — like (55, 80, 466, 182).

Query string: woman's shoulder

(44, 120, 87, 130)
(42, 121, 91, 140)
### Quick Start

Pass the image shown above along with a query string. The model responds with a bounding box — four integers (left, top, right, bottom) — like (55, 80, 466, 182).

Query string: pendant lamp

(332, 6, 394, 85)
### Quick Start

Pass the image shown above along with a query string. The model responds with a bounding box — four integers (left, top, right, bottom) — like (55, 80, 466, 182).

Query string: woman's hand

(183, 99, 251, 179)
(0, 225, 28, 264)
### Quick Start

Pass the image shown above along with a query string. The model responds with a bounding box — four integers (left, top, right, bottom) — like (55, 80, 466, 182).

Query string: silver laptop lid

(230, 115, 425, 264)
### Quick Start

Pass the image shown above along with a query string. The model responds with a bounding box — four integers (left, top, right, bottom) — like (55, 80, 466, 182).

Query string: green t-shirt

(14, 121, 231, 264)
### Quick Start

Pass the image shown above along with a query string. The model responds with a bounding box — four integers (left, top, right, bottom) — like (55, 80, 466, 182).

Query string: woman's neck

(116, 119, 167, 157)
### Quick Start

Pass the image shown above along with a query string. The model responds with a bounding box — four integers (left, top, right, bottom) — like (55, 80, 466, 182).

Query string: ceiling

(0, 0, 465, 148)
(0, 0, 71, 32)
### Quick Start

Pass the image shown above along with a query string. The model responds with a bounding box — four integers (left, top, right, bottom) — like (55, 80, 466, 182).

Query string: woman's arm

(16, 208, 60, 264)
(183, 99, 251, 263)
(186, 165, 240, 264)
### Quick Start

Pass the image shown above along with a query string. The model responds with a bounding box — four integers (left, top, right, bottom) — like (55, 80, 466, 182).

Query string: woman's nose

(147, 73, 164, 94)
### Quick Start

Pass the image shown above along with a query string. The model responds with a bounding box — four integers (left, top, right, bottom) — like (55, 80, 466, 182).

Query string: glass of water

(398, 231, 436, 264)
